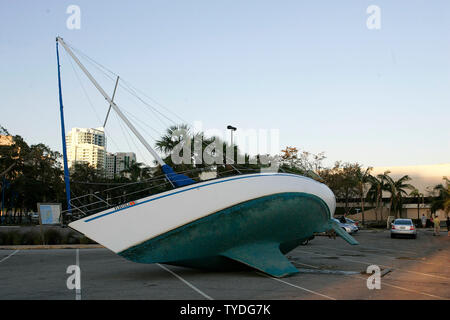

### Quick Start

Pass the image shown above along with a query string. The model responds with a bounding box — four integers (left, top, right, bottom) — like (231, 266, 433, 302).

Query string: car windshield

(394, 220, 412, 225)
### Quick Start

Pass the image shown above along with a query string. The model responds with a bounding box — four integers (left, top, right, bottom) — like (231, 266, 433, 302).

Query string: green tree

(430, 177, 450, 215)
(320, 162, 360, 214)
(409, 188, 424, 221)
(380, 172, 415, 218)
(366, 173, 388, 222)
(120, 161, 151, 181)
(1, 131, 65, 223)
(355, 166, 373, 225)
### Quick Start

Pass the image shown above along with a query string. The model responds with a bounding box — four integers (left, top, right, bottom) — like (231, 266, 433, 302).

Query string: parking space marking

(296, 249, 449, 281)
(357, 242, 450, 259)
(76, 249, 81, 300)
(256, 272, 336, 300)
(317, 245, 448, 268)
(157, 263, 213, 300)
(293, 260, 447, 299)
(0, 249, 19, 263)
(349, 274, 448, 300)
(292, 261, 319, 269)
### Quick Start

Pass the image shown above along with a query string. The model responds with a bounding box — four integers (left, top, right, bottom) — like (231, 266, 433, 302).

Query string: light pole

(227, 125, 237, 146)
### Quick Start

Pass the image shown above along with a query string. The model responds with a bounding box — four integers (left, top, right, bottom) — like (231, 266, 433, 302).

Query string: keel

(331, 220, 359, 245)
(221, 242, 299, 278)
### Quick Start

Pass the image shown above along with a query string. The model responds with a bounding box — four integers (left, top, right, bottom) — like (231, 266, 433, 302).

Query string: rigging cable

(63, 40, 242, 173)
(64, 49, 123, 153)
(114, 111, 152, 166)
(66, 40, 181, 128)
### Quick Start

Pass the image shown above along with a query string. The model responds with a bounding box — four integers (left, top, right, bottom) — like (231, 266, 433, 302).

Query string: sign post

(37, 203, 62, 245)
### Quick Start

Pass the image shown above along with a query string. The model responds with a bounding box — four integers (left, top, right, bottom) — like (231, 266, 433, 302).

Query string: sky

(1, 0, 449, 168)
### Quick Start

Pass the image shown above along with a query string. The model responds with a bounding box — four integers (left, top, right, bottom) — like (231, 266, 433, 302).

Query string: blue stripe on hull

(85, 173, 319, 222)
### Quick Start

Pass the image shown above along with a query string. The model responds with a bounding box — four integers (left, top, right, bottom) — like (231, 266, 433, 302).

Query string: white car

(30, 212, 40, 223)
(390, 219, 417, 239)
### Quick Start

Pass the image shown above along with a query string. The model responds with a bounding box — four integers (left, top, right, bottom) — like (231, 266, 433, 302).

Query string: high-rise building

(105, 153, 116, 179)
(66, 127, 106, 169)
(105, 152, 136, 179)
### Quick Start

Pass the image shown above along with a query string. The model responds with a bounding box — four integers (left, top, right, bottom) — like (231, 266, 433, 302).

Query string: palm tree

(366, 174, 386, 222)
(155, 124, 247, 179)
(120, 161, 151, 181)
(355, 166, 372, 225)
(382, 173, 415, 218)
(155, 124, 191, 155)
(431, 177, 450, 215)
(409, 188, 424, 221)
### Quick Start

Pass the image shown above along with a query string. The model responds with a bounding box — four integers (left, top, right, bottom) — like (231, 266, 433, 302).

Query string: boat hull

(119, 192, 330, 270)
(69, 173, 337, 277)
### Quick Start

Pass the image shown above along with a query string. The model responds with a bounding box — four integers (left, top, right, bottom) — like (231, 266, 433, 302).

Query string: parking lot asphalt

(0, 229, 448, 300)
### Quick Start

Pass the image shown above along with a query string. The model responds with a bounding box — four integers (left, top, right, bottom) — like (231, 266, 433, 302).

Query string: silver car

(332, 218, 358, 234)
(30, 212, 40, 223)
(344, 217, 359, 231)
(390, 219, 417, 239)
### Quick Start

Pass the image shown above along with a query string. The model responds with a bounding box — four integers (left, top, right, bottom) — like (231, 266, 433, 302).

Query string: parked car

(332, 218, 358, 234)
(390, 218, 416, 239)
(344, 217, 359, 231)
(30, 212, 40, 223)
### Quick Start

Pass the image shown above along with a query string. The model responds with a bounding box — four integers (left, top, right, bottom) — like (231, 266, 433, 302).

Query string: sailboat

(56, 37, 358, 278)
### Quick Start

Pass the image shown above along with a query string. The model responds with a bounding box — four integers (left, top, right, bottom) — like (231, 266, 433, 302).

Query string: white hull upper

(69, 173, 336, 253)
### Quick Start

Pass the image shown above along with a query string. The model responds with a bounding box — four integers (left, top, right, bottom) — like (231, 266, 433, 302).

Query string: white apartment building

(105, 152, 136, 179)
(66, 127, 106, 170)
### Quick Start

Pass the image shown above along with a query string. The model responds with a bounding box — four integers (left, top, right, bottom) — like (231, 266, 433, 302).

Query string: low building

(0, 135, 14, 147)
(337, 201, 447, 222)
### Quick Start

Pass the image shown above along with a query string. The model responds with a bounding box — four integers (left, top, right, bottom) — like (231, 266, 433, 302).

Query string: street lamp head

(227, 125, 237, 131)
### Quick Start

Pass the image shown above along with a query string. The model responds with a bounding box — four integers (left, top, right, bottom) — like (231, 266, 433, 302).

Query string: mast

(56, 37, 166, 167)
(56, 39, 72, 215)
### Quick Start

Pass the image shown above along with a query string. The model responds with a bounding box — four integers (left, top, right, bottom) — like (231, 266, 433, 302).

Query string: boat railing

(69, 193, 110, 216)
(64, 166, 261, 220)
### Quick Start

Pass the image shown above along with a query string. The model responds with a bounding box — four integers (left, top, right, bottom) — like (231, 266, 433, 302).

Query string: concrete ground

(0, 229, 448, 300)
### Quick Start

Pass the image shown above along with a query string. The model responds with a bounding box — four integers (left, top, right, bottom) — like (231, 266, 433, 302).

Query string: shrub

(10, 231, 23, 245)
(0, 228, 94, 245)
(44, 229, 63, 245)
(79, 236, 96, 244)
(64, 231, 80, 244)
(21, 231, 41, 245)
(0, 232, 7, 245)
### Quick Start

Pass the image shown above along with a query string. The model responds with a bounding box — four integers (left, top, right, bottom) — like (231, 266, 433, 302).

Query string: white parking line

(352, 274, 448, 300)
(256, 272, 336, 300)
(76, 249, 81, 300)
(296, 249, 449, 281)
(358, 242, 450, 259)
(294, 261, 447, 300)
(157, 263, 213, 300)
(0, 249, 19, 263)
(317, 245, 448, 268)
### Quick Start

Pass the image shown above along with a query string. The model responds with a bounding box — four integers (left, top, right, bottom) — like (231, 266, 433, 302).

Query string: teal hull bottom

(119, 192, 340, 277)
